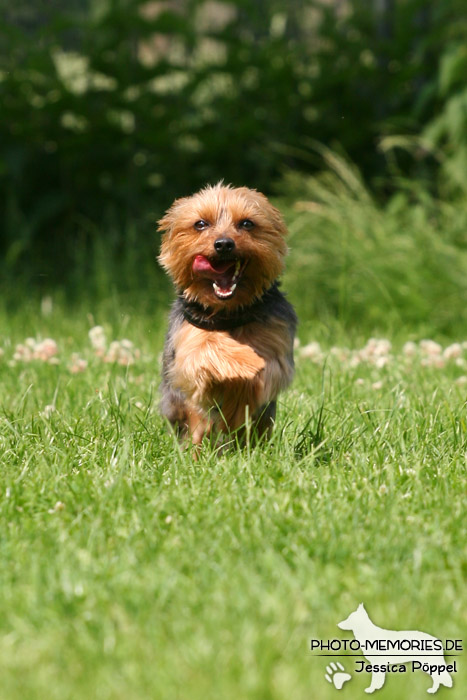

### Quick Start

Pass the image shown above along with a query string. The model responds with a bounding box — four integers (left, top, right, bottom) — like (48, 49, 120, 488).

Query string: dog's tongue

(192, 255, 234, 275)
(192, 255, 240, 298)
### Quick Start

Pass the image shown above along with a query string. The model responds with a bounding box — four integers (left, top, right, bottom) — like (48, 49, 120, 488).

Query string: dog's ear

(267, 201, 288, 237)
(253, 190, 288, 237)
(157, 196, 191, 236)
(157, 213, 172, 235)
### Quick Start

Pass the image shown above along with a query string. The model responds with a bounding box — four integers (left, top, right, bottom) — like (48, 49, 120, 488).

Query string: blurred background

(1, 0, 467, 336)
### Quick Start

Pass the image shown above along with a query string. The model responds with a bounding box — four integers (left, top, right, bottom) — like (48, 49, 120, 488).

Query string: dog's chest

(170, 321, 264, 394)
(169, 317, 293, 404)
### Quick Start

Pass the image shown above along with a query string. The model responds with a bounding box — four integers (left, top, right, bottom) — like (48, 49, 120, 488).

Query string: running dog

(158, 182, 297, 445)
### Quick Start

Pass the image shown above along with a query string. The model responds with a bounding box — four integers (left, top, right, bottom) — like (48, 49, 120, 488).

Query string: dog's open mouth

(192, 255, 247, 299)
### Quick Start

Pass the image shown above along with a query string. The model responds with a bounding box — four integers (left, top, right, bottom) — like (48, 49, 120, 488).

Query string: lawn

(0, 292, 465, 699)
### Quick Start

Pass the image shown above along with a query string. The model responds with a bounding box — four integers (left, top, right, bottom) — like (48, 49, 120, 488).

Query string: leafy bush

(0, 0, 466, 278)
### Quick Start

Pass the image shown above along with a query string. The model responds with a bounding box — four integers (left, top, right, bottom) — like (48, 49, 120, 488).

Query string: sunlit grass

(1, 156, 466, 698)
(0, 297, 465, 699)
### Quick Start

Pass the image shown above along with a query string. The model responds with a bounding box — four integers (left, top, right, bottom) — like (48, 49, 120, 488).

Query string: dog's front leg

(212, 376, 263, 434)
(258, 356, 294, 405)
(186, 406, 211, 445)
(365, 670, 386, 693)
(251, 401, 276, 440)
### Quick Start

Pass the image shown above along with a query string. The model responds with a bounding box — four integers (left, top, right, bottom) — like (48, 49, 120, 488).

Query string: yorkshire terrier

(158, 182, 297, 445)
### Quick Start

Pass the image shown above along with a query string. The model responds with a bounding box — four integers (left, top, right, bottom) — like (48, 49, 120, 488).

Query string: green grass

(1, 160, 467, 697)
(0, 297, 466, 700)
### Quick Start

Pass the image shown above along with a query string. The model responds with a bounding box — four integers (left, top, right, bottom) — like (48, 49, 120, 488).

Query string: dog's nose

(214, 237, 235, 255)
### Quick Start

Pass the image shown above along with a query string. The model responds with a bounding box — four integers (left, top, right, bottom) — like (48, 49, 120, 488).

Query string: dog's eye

(238, 219, 255, 230)
(194, 220, 209, 231)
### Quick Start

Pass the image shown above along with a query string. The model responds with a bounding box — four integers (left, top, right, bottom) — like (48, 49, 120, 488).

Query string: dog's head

(158, 183, 288, 310)
(338, 603, 369, 631)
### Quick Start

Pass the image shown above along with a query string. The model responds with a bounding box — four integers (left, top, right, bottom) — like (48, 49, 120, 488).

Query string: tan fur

(186, 404, 211, 446)
(170, 318, 293, 433)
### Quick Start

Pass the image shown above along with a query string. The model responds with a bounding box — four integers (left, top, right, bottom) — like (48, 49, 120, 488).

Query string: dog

(338, 603, 453, 694)
(158, 182, 297, 445)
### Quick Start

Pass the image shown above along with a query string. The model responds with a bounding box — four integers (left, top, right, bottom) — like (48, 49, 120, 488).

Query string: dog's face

(338, 603, 368, 631)
(158, 183, 288, 310)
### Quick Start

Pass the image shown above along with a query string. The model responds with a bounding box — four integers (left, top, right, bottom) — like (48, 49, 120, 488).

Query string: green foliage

(4, 147, 467, 338)
(1, 0, 466, 277)
(281, 147, 467, 337)
(423, 43, 467, 194)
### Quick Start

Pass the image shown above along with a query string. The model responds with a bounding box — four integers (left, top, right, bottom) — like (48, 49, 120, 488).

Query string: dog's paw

(325, 662, 352, 690)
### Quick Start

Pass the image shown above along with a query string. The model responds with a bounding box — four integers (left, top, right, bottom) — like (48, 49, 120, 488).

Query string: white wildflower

(421, 356, 445, 369)
(443, 343, 462, 360)
(42, 405, 56, 418)
(420, 339, 442, 356)
(330, 346, 350, 362)
(13, 344, 28, 361)
(402, 341, 417, 357)
(366, 338, 391, 356)
(69, 353, 88, 373)
(35, 339, 58, 361)
(103, 339, 140, 366)
(300, 341, 322, 360)
(48, 501, 65, 514)
(375, 356, 390, 369)
(89, 325, 107, 354)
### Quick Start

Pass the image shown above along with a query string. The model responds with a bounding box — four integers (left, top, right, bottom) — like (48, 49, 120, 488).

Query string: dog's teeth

(235, 260, 241, 275)
(213, 281, 236, 299)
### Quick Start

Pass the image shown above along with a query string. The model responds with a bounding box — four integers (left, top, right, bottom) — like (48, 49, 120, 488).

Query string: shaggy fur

(158, 182, 297, 445)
